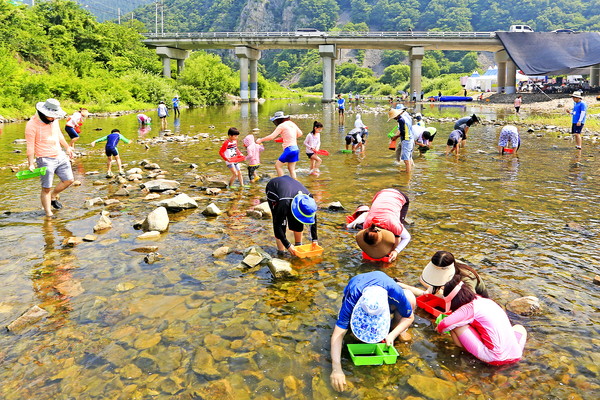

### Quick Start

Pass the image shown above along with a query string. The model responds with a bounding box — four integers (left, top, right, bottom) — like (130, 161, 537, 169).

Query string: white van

(509, 25, 534, 32)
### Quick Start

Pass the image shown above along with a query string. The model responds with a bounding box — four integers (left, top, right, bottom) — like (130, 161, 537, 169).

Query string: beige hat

(387, 107, 405, 121)
(420, 261, 456, 287)
(355, 227, 396, 259)
(571, 91, 583, 99)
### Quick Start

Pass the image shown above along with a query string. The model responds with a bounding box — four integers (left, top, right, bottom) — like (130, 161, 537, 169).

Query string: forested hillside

(131, 0, 600, 33)
(0, 0, 292, 119)
(73, 0, 153, 22)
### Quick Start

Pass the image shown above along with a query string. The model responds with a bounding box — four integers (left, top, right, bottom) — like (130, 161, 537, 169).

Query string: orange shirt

(25, 114, 64, 158)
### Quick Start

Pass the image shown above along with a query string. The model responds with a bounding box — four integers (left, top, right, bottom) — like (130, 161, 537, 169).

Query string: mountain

(72, 0, 155, 22)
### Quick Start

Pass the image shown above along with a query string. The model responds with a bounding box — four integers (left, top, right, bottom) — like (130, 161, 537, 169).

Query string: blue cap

(291, 193, 317, 225)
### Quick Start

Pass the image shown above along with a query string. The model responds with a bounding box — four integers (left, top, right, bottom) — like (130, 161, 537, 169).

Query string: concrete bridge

(143, 31, 517, 102)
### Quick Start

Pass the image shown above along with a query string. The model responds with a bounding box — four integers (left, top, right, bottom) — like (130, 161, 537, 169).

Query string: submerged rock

(242, 246, 271, 267)
(206, 179, 228, 189)
(507, 296, 541, 316)
(142, 207, 169, 232)
(326, 201, 345, 211)
(83, 197, 105, 209)
(213, 246, 230, 258)
(137, 231, 161, 240)
(268, 258, 296, 279)
(6, 305, 49, 332)
(407, 375, 458, 400)
(114, 188, 129, 196)
(144, 252, 162, 264)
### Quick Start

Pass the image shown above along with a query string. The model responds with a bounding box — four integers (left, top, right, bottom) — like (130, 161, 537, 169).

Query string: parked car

(552, 29, 575, 33)
(295, 28, 322, 37)
(509, 25, 534, 32)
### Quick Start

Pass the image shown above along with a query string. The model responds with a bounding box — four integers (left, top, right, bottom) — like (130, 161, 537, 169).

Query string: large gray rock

(158, 193, 198, 211)
(7, 305, 49, 332)
(144, 162, 161, 170)
(93, 210, 112, 232)
(128, 173, 143, 181)
(202, 203, 222, 216)
(141, 179, 180, 192)
(254, 202, 272, 219)
(142, 207, 169, 232)
(326, 201, 345, 211)
(506, 296, 541, 316)
(242, 246, 271, 267)
(268, 258, 297, 279)
(213, 246, 230, 258)
(127, 167, 143, 175)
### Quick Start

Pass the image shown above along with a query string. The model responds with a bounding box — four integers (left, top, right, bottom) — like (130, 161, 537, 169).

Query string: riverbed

(0, 99, 598, 399)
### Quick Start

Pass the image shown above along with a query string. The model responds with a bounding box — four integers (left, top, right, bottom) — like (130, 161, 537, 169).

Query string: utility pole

(161, 0, 164, 35)
(155, 1, 158, 34)
(118, 8, 121, 24)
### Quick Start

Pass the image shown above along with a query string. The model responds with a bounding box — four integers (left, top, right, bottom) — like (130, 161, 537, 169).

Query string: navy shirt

(336, 271, 412, 330)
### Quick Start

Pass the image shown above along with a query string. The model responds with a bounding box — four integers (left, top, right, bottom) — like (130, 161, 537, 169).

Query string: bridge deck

(143, 31, 503, 52)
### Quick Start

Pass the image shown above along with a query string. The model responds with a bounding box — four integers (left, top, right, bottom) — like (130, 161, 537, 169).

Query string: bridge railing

(143, 31, 497, 39)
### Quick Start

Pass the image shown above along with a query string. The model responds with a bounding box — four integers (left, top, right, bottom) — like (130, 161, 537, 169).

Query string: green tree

(178, 51, 237, 105)
(379, 64, 410, 86)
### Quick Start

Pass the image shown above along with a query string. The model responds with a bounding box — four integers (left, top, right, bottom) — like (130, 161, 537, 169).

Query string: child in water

(243, 129, 264, 183)
(304, 121, 323, 175)
(91, 128, 131, 177)
(219, 127, 245, 188)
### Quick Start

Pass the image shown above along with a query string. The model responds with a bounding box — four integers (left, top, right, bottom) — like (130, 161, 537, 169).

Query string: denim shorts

(36, 154, 74, 188)
(226, 162, 240, 171)
(65, 126, 79, 139)
(400, 140, 414, 161)
(279, 146, 300, 163)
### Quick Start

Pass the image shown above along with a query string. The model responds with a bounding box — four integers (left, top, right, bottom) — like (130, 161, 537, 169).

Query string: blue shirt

(93, 133, 131, 149)
(335, 271, 412, 330)
(337, 98, 345, 109)
(572, 101, 587, 124)
(173, 97, 180, 108)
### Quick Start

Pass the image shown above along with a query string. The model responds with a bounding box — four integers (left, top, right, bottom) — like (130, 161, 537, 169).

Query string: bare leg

(106, 157, 113, 174)
(449, 325, 470, 348)
(274, 160, 285, 177)
(228, 166, 237, 187)
(574, 133, 582, 148)
(404, 159, 412, 174)
(41, 188, 53, 217)
(287, 161, 297, 179)
(51, 179, 73, 200)
(115, 155, 123, 174)
(293, 231, 302, 245)
(313, 155, 322, 171)
(237, 169, 244, 186)
(275, 238, 286, 251)
(70, 137, 79, 148)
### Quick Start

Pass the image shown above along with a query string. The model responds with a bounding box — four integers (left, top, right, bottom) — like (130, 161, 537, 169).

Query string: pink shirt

(437, 297, 525, 364)
(303, 132, 320, 153)
(25, 114, 64, 158)
(514, 98, 522, 107)
(261, 120, 302, 148)
(243, 134, 264, 166)
(363, 189, 406, 236)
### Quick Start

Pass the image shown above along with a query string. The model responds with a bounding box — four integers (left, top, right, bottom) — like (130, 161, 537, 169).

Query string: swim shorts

(105, 147, 119, 157)
(571, 123, 584, 134)
(226, 162, 241, 170)
(306, 152, 315, 159)
(65, 126, 79, 139)
(37, 154, 74, 189)
(498, 126, 520, 148)
(400, 139, 414, 161)
(279, 145, 300, 163)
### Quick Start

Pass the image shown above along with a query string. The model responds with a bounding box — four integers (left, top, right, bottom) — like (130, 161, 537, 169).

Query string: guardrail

(143, 31, 497, 39)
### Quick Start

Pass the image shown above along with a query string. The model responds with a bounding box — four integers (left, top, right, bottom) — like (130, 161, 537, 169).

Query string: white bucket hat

(36, 99, 66, 119)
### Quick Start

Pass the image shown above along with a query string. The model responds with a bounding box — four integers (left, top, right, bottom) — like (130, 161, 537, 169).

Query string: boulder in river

(141, 179, 180, 192)
(158, 193, 198, 211)
(407, 375, 458, 400)
(506, 296, 541, 316)
(206, 179, 229, 189)
(212, 246, 230, 258)
(202, 203, 222, 216)
(242, 246, 271, 267)
(6, 305, 49, 332)
(93, 210, 112, 232)
(142, 207, 169, 232)
(267, 258, 297, 279)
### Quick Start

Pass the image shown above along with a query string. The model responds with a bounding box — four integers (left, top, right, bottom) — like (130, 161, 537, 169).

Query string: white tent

(465, 66, 529, 91)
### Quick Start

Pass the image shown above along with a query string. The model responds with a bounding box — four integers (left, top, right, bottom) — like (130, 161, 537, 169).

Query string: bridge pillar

(319, 45, 337, 103)
(505, 60, 517, 94)
(156, 47, 190, 78)
(590, 64, 600, 87)
(235, 47, 261, 103)
(494, 50, 510, 93)
(409, 47, 425, 101)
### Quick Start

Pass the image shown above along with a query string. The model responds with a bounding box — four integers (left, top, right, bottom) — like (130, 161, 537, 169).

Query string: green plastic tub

(16, 167, 47, 180)
(347, 343, 399, 366)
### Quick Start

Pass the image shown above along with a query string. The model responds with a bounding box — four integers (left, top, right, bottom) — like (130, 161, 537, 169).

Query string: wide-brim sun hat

(36, 99, 66, 119)
(355, 227, 396, 259)
(571, 91, 583, 99)
(291, 193, 317, 225)
(350, 285, 391, 343)
(387, 108, 404, 121)
(270, 111, 290, 121)
(420, 261, 456, 287)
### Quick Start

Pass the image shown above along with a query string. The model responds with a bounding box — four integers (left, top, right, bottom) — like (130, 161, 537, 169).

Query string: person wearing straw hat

(387, 106, 415, 174)
(25, 99, 74, 217)
(257, 111, 303, 179)
(330, 271, 415, 392)
(396, 251, 488, 298)
(355, 188, 411, 262)
(265, 175, 318, 256)
(565, 91, 587, 149)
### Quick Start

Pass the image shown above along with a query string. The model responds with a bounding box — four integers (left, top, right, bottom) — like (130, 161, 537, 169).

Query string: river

(0, 99, 598, 399)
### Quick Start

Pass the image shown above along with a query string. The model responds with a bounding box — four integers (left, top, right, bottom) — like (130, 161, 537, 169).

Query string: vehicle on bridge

(295, 28, 323, 37)
(509, 25, 534, 32)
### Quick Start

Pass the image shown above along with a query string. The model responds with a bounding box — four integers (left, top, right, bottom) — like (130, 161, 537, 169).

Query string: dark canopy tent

(496, 32, 600, 76)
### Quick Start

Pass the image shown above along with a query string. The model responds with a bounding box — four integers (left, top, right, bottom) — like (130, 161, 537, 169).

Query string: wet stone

(144, 193, 161, 200)
(142, 207, 169, 232)
(408, 375, 458, 400)
(193, 379, 235, 400)
(133, 333, 162, 350)
(55, 280, 85, 297)
(116, 282, 135, 292)
(326, 201, 345, 211)
(212, 246, 230, 258)
(144, 252, 162, 264)
(157, 193, 198, 211)
(507, 296, 541, 315)
(191, 347, 220, 378)
(206, 188, 221, 195)
(84, 197, 105, 209)
(141, 179, 180, 192)
(268, 258, 297, 279)
(119, 363, 142, 379)
(114, 188, 129, 196)
(93, 210, 112, 232)
(202, 203, 222, 216)
(206, 179, 228, 188)
(594, 275, 600, 285)
(6, 305, 49, 332)
(64, 236, 84, 246)
(137, 231, 160, 240)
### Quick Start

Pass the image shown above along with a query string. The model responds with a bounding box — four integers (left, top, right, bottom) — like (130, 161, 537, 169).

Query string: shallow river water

(0, 99, 598, 399)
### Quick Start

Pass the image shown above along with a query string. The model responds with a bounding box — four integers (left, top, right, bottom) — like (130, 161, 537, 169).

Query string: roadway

(143, 31, 504, 52)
